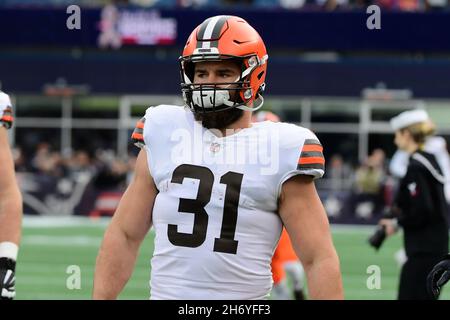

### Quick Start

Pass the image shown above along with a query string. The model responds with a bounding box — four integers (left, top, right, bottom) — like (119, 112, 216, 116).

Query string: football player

(0, 91, 22, 300)
(93, 15, 343, 300)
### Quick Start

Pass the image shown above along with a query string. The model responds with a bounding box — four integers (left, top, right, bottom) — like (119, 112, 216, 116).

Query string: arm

(0, 127, 22, 300)
(0, 127, 22, 249)
(93, 149, 157, 299)
(279, 175, 343, 300)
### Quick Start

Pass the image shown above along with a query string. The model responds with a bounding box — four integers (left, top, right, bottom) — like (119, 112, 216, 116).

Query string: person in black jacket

(379, 109, 449, 300)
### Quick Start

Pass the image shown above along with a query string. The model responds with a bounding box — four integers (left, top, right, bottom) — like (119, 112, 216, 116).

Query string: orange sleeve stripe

(1, 115, 13, 122)
(298, 157, 325, 165)
(132, 133, 143, 140)
(302, 144, 323, 152)
(136, 121, 144, 129)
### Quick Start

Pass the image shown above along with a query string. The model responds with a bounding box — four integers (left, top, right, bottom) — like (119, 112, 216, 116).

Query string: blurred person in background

(378, 110, 449, 300)
(375, 0, 424, 11)
(0, 91, 23, 300)
(252, 110, 307, 300)
(388, 110, 450, 270)
(425, 0, 448, 10)
(389, 111, 450, 204)
(355, 150, 386, 198)
(87, 150, 129, 218)
(68, 150, 94, 175)
(92, 152, 129, 191)
(12, 147, 27, 173)
(352, 149, 387, 220)
(327, 154, 352, 193)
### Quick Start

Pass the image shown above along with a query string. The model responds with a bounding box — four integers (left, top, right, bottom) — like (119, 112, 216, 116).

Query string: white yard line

(24, 216, 378, 232)
(23, 216, 111, 228)
(22, 235, 103, 247)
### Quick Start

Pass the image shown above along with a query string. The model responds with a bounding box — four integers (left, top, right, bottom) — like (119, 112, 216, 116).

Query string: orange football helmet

(179, 15, 268, 113)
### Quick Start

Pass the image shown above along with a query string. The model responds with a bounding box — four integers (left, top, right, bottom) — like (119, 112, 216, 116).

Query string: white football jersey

(132, 105, 325, 300)
(0, 92, 13, 129)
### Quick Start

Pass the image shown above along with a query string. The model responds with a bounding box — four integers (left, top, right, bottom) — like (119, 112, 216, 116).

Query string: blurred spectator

(129, 0, 159, 6)
(2, 0, 446, 10)
(12, 147, 27, 172)
(83, 150, 129, 217)
(279, 0, 306, 8)
(355, 150, 386, 195)
(317, 0, 349, 11)
(352, 0, 372, 8)
(352, 149, 387, 219)
(326, 154, 353, 192)
(67, 150, 94, 176)
(30, 143, 65, 177)
(425, 0, 448, 10)
(177, 0, 210, 7)
(221, 0, 254, 6)
(92, 150, 129, 191)
(375, 0, 426, 11)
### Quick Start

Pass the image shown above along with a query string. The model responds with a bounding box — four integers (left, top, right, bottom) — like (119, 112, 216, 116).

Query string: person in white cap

(0, 91, 22, 300)
(389, 109, 450, 204)
(388, 110, 450, 279)
(378, 109, 449, 300)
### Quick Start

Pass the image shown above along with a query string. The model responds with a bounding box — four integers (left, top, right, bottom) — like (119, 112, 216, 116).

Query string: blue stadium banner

(1, 7, 450, 51)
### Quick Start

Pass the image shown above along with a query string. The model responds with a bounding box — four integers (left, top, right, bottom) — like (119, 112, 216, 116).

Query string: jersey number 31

(167, 164, 243, 254)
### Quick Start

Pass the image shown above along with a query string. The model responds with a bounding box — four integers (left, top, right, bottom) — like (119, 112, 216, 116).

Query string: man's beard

(193, 107, 244, 130)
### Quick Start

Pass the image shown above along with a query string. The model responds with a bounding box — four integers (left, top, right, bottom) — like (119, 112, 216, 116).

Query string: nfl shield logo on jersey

(210, 142, 221, 154)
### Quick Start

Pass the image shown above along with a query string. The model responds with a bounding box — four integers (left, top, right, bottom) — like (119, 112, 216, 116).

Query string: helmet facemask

(179, 52, 266, 114)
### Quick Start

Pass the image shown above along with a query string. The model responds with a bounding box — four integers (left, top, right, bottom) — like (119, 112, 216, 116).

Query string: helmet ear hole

(257, 71, 265, 80)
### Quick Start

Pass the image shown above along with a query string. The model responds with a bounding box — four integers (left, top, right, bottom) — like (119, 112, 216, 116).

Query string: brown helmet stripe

(196, 16, 230, 49)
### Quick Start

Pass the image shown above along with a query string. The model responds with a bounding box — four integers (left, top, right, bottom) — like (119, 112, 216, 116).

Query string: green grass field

(15, 217, 450, 300)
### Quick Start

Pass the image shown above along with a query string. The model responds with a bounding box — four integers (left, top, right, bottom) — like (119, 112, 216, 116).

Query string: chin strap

(237, 94, 264, 112)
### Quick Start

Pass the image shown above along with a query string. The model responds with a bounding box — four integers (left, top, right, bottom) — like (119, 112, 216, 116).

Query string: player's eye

(195, 71, 207, 78)
(219, 72, 232, 79)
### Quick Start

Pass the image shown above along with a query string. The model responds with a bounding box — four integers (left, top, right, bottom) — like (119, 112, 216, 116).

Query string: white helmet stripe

(202, 16, 222, 49)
